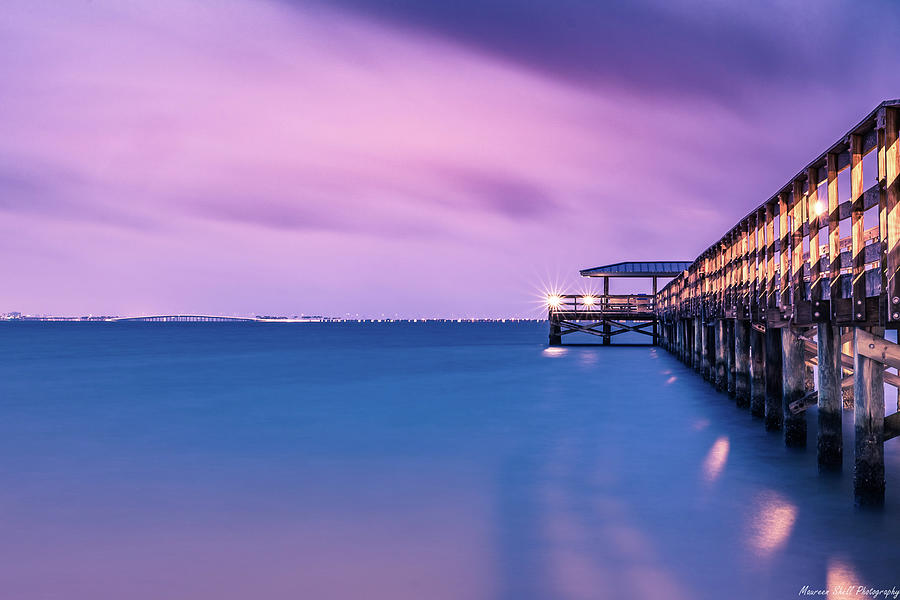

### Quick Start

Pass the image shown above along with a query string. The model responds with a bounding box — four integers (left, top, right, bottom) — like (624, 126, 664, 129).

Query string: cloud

(0, 0, 899, 315)
(303, 0, 900, 108)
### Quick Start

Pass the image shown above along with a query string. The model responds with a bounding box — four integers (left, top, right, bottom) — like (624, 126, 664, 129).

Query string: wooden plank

(884, 412, 900, 443)
(850, 134, 867, 322)
(788, 389, 818, 415)
(779, 191, 791, 309)
(808, 167, 823, 302)
(749, 212, 760, 320)
(792, 180, 807, 303)
(854, 327, 900, 370)
(766, 202, 778, 311)
(827, 153, 841, 313)
(887, 107, 900, 321)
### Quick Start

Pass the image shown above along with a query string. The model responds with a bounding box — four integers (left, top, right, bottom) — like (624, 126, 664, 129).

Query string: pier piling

(749, 326, 766, 417)
(734, 319, 750, 408)
(765, 327, 783, 431)
(782, 325, 807, 447)
(817, 323, 843, 468)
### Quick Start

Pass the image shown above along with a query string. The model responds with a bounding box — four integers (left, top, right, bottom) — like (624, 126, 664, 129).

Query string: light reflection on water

(701, 436, 729, 483)
(747, 490, 798, 558)
(0, 322, 898, 600)
(827, 556, 862, 599)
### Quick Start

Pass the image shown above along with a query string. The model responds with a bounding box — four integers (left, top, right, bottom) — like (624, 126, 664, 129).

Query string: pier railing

(653, 99, 900, 506)
(549, 294, 654, 315)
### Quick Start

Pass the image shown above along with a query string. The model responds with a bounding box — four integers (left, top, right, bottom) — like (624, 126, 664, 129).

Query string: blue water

(1, 322, 899, 600)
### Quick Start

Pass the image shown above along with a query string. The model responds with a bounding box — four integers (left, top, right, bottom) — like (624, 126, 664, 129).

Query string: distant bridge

(111, 315, 259, 322)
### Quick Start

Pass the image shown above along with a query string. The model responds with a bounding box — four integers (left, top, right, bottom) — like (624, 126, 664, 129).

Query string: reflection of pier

(548, 262, 689, 346)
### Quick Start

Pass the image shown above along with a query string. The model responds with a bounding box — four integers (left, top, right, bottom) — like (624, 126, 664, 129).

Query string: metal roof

(579, 261, 692, 278)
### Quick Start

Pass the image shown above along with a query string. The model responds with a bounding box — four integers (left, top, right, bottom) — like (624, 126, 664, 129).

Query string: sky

(1, 0, 899, 318)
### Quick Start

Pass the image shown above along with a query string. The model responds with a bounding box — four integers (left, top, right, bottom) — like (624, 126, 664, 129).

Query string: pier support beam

(734, 319, 750, 408)
(715, 320, 726, 392)
(602, 277, 611, 345)
(749, 326, 765, 417)
(700, 320, 710, 380)
(694, 317, 703, 373)
(854, 327, 885, 506)
(764, 327, 783, 430)
(677, 319, 684, 362)
(726, 320, 736, 397)
(817, 323, 842, 469)
(549, 316, 561, 346)
(781, 325, 807, 447)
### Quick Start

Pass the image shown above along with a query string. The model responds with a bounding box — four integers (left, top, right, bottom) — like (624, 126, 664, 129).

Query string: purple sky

(2, 0, 899, 318)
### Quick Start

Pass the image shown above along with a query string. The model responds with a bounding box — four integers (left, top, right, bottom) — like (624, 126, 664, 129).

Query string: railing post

(602, 277, 611, 345)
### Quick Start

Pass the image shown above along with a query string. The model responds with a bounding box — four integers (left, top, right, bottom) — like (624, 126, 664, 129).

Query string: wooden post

(782, 324, 807, 447)
(715, 320, 726, 392)
(652, 276, 659, 345)
(726, 319, 736, 396)
(701, 318, 710, 380)
(549, 313, 561, 346)
(853, 327, 885, 505)
(602, 277, 611, 345)
(817, 322, 842, 468)
(765, 326, 783, 430)
(750, 326, 766, 417)
(735, 319, 750, 408)
(694, 317, 703, 373)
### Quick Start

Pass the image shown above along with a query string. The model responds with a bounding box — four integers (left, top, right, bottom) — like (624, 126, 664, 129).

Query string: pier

(548, 261, 690, 345)
(552, 99, 900, 506)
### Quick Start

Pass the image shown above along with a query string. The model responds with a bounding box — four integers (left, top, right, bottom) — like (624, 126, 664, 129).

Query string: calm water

(1, 322, 899, 600)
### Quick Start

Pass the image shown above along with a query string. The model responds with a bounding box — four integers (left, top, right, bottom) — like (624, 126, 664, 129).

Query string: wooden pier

(555, 100, 900, 506)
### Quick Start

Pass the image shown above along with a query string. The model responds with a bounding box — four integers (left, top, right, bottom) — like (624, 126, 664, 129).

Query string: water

(1, 322, 899, 600)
